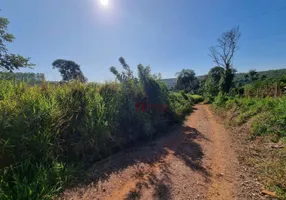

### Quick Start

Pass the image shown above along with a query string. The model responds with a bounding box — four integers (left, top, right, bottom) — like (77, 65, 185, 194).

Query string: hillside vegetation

(163, 68, 286, 89)
(213, 95, 286, 199)
(209, 69, 286, 198)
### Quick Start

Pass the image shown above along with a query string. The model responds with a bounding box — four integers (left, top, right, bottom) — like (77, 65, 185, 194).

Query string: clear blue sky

(1, 0, 286, 82)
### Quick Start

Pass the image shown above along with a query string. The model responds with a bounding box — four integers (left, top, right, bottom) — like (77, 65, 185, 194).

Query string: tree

(209, 26, 241, 93)
(249, 69, 259, 81)
(175, 69, 199, 93)
(196, 76, 207, 95)
(0, 16, 34, 72)
(244, 74, 249, 82)
(204, 66, 225, 97)
(52, 59, 87, 83)
(260, 75, 267, 81)
(208, 66, 225, 83)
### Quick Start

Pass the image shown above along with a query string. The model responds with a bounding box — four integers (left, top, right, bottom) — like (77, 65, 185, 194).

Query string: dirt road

(59, 105, 238, 200)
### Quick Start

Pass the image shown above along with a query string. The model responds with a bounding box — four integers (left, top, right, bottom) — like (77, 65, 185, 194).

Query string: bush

(168, 92, 194, 118)
(189, 94, 204, 104)
(213, 92, 229, 108)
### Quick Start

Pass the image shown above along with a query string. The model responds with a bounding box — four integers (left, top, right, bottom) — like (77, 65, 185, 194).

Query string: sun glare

(100, 0, 109, 6)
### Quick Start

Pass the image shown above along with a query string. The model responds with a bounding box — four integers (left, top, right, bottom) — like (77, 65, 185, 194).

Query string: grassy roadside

(213, 95, 286, 199)
(0, 78, 202, 199)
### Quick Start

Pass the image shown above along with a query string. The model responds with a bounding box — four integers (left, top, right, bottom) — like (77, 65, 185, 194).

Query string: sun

(100, 0, 109, 6)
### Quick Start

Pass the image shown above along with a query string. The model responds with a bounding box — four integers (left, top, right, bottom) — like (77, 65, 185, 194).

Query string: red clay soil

(58, 105, 239, 200)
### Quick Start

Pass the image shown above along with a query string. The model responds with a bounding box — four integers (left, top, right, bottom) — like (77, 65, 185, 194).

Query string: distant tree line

(0, 72, 45, 83)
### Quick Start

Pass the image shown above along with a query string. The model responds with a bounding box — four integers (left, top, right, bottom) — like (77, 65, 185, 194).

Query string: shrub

(213, 92, 229, 108)
(168, 92, 194, 118)
(189, 94, 204, 104)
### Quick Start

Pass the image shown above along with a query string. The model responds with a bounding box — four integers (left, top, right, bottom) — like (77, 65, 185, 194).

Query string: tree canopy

(175, 69, 199, 93)
(52, 59, 87, 83)
(249, 70, 259, 81)
(208, 66, 225, 83)
(204, 66, 225, 97)
(0, 16, 34, 72)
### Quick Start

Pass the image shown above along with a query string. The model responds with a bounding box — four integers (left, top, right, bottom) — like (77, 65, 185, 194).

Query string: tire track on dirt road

(58, 105, 238, 200)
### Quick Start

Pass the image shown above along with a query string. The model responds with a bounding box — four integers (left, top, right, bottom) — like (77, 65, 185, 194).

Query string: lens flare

(100, 0, 109, 6)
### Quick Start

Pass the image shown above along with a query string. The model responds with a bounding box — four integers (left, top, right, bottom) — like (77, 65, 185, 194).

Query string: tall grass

(213, 94, 286, 198)
(0, 73, 196, 199)
(213, 94, 286, 139)
(244, 79, 283, 98)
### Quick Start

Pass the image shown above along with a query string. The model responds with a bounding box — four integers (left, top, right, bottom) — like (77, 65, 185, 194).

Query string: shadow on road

(172, 126, 210, 178)
(66, 123, 209, 199)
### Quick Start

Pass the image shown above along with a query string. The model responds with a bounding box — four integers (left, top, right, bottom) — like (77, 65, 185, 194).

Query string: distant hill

(162, 68, 286, 88)
(162, 78, 177, 88)
(234, 68, 286, 82)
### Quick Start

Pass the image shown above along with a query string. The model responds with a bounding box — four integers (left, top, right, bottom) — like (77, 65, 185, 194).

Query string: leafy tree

(0, 16, 34, 72)
(196, 76, 207, 95)
(249, 69, 259, 81)
(260, 75, 267, 81)
(208, 66, 225, 83)
(175, 69, 199, 93)
(204, 66, 224, 97)
(52, 59, 87, 83)
(280, 75, 286, 90)
(244, 74, 249, 82)
(209, 26, 241, 93)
